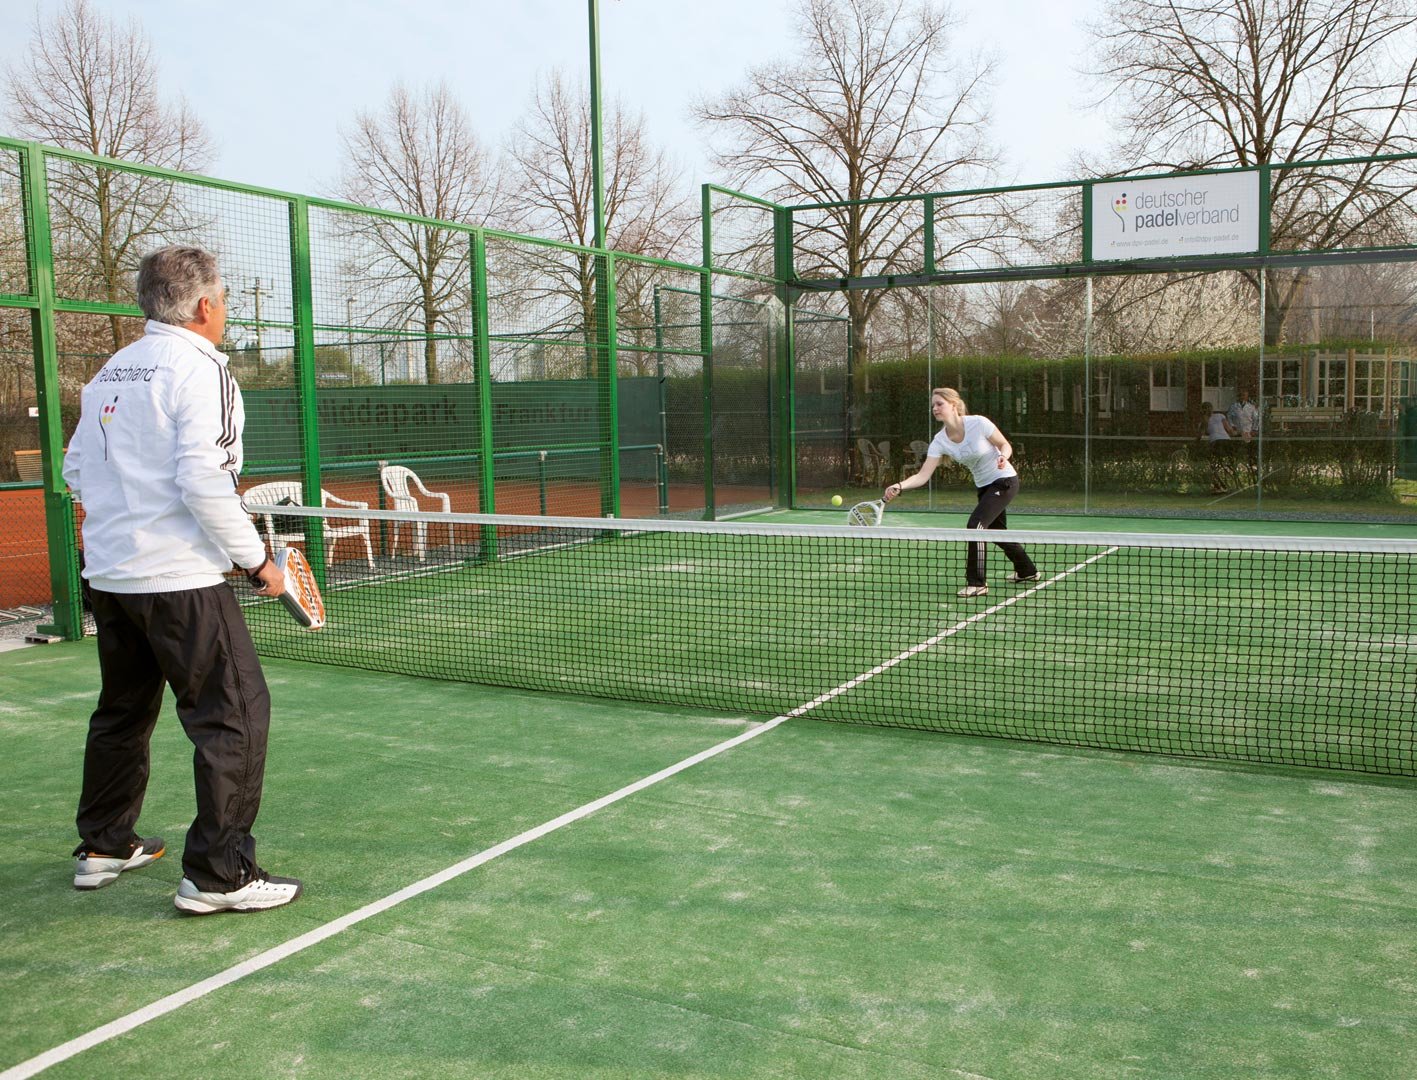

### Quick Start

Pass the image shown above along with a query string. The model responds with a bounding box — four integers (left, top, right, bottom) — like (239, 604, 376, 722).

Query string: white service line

(3, 545, 1118, 1079)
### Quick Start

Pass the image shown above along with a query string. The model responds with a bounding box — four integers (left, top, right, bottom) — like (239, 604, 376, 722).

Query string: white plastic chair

(875, 440, 893, 484)
(379, 464, 453, 561)
(242, 480, 374, 569)
(905, 440, 930, 474)
(855, 438, 883, 486)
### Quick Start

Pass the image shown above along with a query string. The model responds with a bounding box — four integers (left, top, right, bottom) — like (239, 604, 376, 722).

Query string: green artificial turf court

(2, 639, 1416, 1079)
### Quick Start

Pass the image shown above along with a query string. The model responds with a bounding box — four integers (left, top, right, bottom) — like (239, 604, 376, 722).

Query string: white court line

(783, 545, 1121, 718)
(3, 546, 1118, 1079)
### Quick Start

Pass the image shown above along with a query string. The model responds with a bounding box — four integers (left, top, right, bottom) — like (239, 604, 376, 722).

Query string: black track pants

(78, 585, 271, 892)
(964, 477, 1037, 587)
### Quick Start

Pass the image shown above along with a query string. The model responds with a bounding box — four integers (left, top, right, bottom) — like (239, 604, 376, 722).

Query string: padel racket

(251, 547, 325, 630)
(846, 499, 885, 527)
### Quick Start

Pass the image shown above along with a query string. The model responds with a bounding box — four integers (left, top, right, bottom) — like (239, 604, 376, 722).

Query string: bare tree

(1308, 262, 1417, 344)
(501, 70, 695, 377)
(336, 82, 501, 384)
(3, 0, 212, 351)
(697, 0, 997, 374)
(1088, 0, 1417, 344)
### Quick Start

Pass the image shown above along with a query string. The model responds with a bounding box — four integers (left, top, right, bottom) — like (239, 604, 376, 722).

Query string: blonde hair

(931, 387, 968, 415)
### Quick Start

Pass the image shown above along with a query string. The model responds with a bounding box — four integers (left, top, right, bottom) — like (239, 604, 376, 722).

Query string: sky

(0, 0, 1112, 202)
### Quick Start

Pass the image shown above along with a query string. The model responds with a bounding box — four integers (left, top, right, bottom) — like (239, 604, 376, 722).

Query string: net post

(288, 195, 326, 580)
(657, 445, 669, 514)
(598, 251, 620, 518)
(23, 144, 82, 640)
(538, 450, 548, 516)
(773, 205, 797, 509)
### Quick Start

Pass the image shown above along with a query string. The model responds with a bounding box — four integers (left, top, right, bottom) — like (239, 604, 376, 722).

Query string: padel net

(238, 504, 1417, 777)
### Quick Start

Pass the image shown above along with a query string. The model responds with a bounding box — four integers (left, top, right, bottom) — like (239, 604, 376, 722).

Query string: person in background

(1201, 401, 1238, 494)
(1227, 388, 1260, 440)
(883, 387, 1038, 598)
(1227, 387, 1261, 480)
(63, 245, 302, 915)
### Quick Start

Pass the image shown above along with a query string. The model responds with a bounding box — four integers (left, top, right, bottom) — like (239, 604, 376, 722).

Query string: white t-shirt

(927, 415, 1015, 487)
(1206, 412, 1232, 441)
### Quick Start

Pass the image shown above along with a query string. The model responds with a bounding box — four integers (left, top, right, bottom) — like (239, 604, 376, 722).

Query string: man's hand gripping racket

(248, 547, 325, 630)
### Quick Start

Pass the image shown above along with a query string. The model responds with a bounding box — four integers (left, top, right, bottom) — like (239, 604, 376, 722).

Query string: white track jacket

(63, 320, 267, 593)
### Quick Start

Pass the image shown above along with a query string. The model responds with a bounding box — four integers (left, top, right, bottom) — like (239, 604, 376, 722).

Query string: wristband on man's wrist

(246, 555, 270, 583)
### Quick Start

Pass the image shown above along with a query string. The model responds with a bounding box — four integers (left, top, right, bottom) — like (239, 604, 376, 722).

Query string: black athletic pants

(77, 584, 271, 892)
(965, 476, 1037, 587)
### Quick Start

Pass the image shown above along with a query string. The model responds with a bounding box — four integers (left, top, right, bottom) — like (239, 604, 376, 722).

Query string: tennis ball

(831, 494, 843, 506)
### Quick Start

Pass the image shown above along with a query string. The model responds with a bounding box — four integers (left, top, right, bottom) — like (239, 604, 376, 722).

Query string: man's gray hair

(136, 246, 222, 325)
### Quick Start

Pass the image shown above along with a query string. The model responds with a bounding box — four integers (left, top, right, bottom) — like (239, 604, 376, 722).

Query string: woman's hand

(883, 482, 902, 503)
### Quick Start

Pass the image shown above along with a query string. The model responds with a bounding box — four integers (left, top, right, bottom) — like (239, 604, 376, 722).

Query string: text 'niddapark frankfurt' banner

(1090, 171, 1260, 261)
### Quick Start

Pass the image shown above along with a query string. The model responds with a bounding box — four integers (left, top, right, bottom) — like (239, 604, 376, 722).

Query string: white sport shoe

(957, 585, 989, 597)
(73, 837, 166, 890)
(1005, 572, 1041, 584)
(174, 869, 303, 915)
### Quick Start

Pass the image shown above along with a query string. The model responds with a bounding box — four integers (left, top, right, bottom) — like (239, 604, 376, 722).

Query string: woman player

(882, 387, 1038, 597)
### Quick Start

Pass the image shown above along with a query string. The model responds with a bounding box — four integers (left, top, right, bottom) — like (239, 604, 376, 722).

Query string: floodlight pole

(588, 0, 606, 251)
(587, 0, 619, 516)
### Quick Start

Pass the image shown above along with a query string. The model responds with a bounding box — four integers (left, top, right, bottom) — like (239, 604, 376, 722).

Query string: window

(1202, 359, 1235, 411)
(1261, 357, 1301, 405)
(1093, 372, 1111, 419)
(1150, 362, 1185, 412)
(1315, 356, 1346, 409)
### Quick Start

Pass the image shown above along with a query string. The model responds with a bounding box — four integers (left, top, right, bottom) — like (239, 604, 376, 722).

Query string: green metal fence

(5, 139, 1417, 638)
(0, 139, 764, 638)
(775, 154, 1417, 517)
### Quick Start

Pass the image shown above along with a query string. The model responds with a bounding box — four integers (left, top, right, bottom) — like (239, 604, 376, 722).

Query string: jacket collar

(145, 320, 229, 365)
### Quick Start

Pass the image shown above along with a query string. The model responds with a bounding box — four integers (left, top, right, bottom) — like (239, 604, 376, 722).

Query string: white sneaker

(73, 837, 166, 890)
(957, 585, 989, 597)
(1005, 572, 1041, 584)
(175, 870, 303, 915)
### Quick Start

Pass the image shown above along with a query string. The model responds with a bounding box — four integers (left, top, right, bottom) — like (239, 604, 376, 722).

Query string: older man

(1227, 388, 1260, 441)
(63, 245, 302, 915)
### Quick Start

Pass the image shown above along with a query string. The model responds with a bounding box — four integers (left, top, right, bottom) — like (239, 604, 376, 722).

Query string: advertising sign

(1090, 171, 1260, 261)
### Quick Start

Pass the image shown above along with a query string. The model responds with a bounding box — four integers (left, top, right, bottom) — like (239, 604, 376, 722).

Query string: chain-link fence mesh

(2, 140, 729, 633)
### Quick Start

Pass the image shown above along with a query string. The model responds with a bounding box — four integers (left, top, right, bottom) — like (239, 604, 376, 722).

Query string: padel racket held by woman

(846, 499, 885, 526)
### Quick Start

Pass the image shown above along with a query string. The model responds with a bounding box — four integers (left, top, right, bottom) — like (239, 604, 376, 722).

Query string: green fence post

(24, 144, 82, 640)
(1258, 164, 1271, 255)
(471, 231, 497, 560)
(599, 252, 620, 517)
(700, 185, 716, 519)
(652, 283, 669, 514)
(288, 196, 325, 577)
(923, 195, 936, 276)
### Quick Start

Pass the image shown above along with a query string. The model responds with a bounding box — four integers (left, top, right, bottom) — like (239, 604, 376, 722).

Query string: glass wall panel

(1085, 270, 1261, 515)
